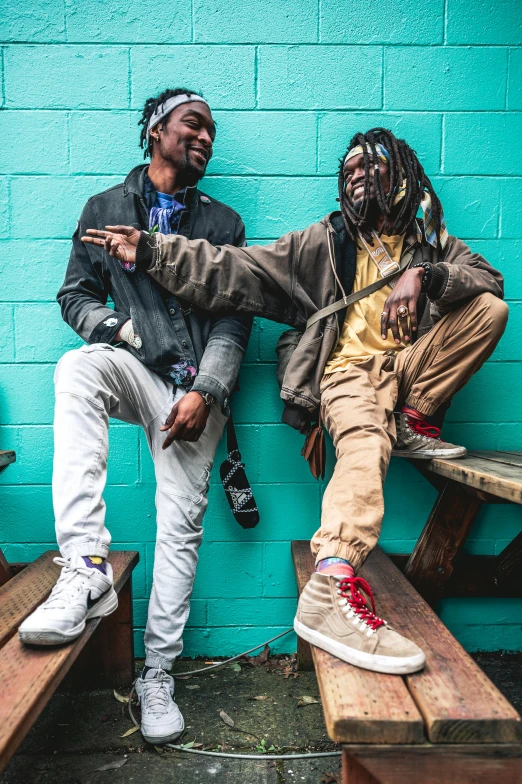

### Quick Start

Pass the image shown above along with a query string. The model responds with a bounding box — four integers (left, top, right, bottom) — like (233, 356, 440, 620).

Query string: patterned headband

(344, 143, 390, 166)
(146, 94, 211, 141)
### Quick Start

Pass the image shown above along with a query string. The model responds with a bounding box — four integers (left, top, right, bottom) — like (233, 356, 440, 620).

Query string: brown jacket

(139, 212, 505, 430)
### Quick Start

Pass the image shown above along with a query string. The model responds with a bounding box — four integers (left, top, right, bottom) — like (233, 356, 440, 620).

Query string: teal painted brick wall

(1, 0, 521, 657)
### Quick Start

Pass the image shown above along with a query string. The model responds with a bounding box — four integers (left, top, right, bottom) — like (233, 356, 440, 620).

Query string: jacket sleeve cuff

(426, 263, 449, 301)
(136, 232, 156, 271)
(281, 403, 312, 434)
(89, 312, 131, 345)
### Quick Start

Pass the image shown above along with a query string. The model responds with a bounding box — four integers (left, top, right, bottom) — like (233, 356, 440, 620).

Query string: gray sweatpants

(53, 343, 227, 670)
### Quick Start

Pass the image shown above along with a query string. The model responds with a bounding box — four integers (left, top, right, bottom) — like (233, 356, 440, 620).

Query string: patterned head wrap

(344, 142, 448, 248)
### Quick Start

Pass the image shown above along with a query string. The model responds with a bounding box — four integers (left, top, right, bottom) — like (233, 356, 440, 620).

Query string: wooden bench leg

(342, 750, 381, 784)
(64, 574, 135, 689)
(404, 479, 483, 607)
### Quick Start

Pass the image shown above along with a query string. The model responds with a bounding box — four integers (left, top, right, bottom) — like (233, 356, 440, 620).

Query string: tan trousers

(312, 293, 508, 572)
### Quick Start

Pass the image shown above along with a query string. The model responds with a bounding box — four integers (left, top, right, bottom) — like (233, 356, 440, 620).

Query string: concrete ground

(1, 653, 521, 784)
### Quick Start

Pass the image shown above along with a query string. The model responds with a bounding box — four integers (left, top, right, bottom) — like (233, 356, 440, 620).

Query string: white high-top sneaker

(19, 552, 118, 646)
(135, 669, 185, 744)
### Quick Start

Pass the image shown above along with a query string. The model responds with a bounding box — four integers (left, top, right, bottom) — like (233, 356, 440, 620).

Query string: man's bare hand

(82, 225, 140, 265)
(381, 267, 424, 344)
(160, 391, 210, 448)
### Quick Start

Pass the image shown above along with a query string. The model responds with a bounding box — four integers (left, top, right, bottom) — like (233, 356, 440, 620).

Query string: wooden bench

(0, 549, 139, 775)
(292, 541, 522, 783)
(401, 450, 522, 607)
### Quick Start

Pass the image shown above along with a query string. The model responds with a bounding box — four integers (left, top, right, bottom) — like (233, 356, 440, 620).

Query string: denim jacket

(57, 165, 252, 412)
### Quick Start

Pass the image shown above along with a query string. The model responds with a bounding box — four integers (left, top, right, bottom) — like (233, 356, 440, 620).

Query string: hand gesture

(160, 392, 210, 448)
(82, 225, 141, 266)
(381, 267, 424, 344)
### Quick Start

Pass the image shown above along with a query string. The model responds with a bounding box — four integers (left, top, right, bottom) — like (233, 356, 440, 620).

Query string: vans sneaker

(393, 410, 467, 459)
(19, 552, 117, 646)
(294, 573, 425, 675)
(135, 669, 184, 744)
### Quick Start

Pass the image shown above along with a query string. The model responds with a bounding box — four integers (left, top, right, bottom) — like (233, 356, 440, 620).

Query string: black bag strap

(226, 415, 239, 454)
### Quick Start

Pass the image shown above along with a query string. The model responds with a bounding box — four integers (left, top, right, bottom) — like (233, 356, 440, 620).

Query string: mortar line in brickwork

(316, 0, 321, 42)
(5, 107, 521, 115)
(380, 46, 385, 109)
(0, 47, 4, 108)
(190, 0, 195, 42)
(2, 42, 518, 48)
(505, 49, 512, 111)
(62, 0, 68, 41)
(65, 111, 71, 170)
(254, 46, 259, 109)
(440, 113, 445, 173)
(443, 0, 448, 45)
(127, 48, 132, 108)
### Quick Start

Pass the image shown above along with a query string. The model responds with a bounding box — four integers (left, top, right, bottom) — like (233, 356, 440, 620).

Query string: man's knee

(474, 292, 509, 339)
(55, 346, 106, 392)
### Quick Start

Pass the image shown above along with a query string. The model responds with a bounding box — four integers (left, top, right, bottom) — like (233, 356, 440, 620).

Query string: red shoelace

(338, 576, 385, 631)
(407, 418, 441, 439)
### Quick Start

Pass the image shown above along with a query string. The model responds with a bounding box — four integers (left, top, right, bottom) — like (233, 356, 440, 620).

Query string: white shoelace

(141, 673, 173, 716)
(42, 557, 95, 609)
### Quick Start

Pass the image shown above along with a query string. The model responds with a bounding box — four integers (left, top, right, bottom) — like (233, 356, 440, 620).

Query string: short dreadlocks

(338, 128, 443, 249)
(138, 88, 205, 159)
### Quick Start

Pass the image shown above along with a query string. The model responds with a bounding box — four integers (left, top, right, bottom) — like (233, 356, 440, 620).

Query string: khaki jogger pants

(311, 292, 509, 572)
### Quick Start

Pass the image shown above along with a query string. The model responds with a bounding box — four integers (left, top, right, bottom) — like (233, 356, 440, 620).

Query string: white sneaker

(18, 552, 118, 646)
(135, 669, 184, 744)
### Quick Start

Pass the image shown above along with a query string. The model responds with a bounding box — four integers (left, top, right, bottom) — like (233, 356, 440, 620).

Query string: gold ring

(381, 311, 389, 317)
(397, 305, 409, 318)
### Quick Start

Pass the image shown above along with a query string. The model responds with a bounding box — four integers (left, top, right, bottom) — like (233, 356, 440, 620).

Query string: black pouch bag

(220, 417, 260, 528)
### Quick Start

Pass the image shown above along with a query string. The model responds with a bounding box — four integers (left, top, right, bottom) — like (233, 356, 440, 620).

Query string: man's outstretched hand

(82, 225, 141, 265)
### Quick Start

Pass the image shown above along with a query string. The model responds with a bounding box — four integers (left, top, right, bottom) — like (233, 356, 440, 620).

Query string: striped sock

(316, 557, 354, 579)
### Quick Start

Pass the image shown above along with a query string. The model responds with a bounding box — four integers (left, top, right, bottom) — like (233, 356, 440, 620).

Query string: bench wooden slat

(292, 541, 425, 745)
(426, 453, 522, 504)
(362, 547, 522, 744)
(344, 744, 522, 784)
(0, 551, 137, 774)
(0, 552, 60, 649)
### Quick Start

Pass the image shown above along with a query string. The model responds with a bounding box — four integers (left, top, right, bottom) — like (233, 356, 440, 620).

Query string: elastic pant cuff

(62, 541, 110, 560)
(145, 653, 174, 672)
(403, 395, 440, 418)
(313, 543, 367, 574)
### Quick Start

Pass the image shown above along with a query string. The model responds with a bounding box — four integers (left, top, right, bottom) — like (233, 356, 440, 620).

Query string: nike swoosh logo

(87, 586, 110, 609)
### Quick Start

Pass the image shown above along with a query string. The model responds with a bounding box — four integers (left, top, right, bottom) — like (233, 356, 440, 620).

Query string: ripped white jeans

(53, 344, 227, 670)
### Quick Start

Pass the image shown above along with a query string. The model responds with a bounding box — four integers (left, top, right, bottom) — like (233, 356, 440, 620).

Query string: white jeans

(53, 344, 227, 670)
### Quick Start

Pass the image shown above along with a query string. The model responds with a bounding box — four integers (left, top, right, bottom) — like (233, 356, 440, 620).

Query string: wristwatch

(195, 391, 216, 407)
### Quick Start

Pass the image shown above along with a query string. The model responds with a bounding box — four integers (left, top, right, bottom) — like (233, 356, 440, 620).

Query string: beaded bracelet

(411, 261, 432, 293)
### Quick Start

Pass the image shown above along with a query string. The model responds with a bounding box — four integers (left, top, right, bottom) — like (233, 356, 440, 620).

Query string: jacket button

(169, 308, 176, 315)
(182, 340, 188, 348)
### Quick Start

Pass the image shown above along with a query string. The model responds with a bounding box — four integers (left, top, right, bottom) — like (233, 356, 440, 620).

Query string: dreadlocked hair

(138, 88, 204, 159)
(338, 127, 443, 250)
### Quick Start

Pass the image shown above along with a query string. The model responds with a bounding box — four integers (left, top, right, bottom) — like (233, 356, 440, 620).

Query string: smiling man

(82, 128, 508, 676)
(18, 89, 251, 745)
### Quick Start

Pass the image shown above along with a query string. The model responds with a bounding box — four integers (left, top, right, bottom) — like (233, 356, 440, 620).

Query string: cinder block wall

(1, 1, 521, 656)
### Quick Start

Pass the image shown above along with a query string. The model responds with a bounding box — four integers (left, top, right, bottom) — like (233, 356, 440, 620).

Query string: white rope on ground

(127, 628, 342, 761)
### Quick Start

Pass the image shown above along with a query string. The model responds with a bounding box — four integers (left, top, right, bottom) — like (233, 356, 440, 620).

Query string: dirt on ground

(1, 652, 520, 784)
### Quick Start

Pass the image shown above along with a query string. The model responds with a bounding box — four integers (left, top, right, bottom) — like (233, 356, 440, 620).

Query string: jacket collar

(123, 164, 198, 209)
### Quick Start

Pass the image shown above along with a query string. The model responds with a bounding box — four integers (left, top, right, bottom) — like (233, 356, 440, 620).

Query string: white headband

(146, 94, 210, 141)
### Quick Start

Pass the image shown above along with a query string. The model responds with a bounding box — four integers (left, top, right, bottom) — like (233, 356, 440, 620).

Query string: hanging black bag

(220, 417, 260, 528)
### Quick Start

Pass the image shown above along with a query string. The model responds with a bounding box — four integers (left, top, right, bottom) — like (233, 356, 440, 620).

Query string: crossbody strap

(305, 245, 416, 331)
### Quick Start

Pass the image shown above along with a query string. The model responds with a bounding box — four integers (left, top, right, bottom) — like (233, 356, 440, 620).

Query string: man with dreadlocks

(19, 88, 252, 742)
(84, 128, 507, 675)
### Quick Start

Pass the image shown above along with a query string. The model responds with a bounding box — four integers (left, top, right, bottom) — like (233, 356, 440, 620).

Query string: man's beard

(178, 151, 206, 185)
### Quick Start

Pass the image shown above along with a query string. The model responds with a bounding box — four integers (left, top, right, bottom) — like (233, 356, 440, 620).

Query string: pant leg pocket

(80, 343, 115, 353)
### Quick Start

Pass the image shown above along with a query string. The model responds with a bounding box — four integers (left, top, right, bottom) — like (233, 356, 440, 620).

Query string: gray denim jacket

(57, 165, 252, 411)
